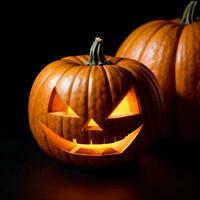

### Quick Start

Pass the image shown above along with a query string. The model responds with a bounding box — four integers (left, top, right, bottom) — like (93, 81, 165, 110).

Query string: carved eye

(48, 87, 79, 118)
(108, 87, 140, 119)
(66, 106, 79, 118)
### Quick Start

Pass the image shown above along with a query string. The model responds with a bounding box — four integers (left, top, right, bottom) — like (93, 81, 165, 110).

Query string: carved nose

(82, 118, 103, 131)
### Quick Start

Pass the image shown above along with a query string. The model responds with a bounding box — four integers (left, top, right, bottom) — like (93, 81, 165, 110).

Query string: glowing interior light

(110, 95, 130, 116)
(39, 121, 143, 156)
(43, 86, 143, 156)
(49, 88, 79, 118)
(67, 106, 79, 118)
(82, 118, 103, 131)
(108, 87, 140, 118)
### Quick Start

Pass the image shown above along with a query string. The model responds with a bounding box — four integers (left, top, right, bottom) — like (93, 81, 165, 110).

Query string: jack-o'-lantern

(28, 38, 163, 167)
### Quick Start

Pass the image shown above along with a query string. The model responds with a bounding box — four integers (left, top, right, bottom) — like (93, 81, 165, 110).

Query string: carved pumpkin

(116, 1, 200, 139)
(28, 38, 163, 167)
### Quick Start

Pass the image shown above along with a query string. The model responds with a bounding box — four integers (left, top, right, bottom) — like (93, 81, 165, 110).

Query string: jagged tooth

(72, 138, 77, 144)
(88, 131, 104, 144)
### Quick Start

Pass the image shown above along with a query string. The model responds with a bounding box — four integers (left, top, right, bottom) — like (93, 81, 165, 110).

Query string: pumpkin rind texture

(29, 39, 163, 167)
(116, 13, 200, 140)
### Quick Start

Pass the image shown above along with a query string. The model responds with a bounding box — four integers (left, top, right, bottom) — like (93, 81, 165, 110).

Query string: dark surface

(1, 133, 200, 200)
(1, 0, 200, 199)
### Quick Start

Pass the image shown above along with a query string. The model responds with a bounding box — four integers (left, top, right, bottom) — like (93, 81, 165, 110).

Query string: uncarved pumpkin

(29, 37, 163, 167)
(116, 1, 200, 140)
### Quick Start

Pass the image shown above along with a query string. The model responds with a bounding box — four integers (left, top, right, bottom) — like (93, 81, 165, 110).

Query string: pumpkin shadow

(175, 94, 200, 140)
(154, 136, 200, 170)
(21, 161, 141, 200)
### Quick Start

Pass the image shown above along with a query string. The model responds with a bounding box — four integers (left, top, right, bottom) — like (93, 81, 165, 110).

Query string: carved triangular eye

(67, 106, 79, 118)
(48, 87, 79, 118)
(48, 88, 67, 112)
(108, 87, 140, 119)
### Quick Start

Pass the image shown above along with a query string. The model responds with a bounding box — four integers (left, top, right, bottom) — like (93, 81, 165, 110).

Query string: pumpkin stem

(181, 1, 198, 25)
(88, 37, 111, 66)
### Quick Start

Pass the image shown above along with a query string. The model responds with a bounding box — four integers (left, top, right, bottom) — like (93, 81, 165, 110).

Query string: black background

(1, 0, 200, 199)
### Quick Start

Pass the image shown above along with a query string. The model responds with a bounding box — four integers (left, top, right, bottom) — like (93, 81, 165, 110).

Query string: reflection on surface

(21, 162, 140, 200)
(18, 139, 200, 200)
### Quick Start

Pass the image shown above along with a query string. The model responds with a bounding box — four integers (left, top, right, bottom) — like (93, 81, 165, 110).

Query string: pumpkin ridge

(54, 65, 83, 107)
(62, 56, 83, 65)
(110, 56, 124, 64)
(140, 66, 163, 111)
(162, 23, 183, 102)
(137, 24, 166, 60)
(174, 20, 200, 138)
(34, 63, 76, 107)
(101, 65, 116, 110)
(175, 23, 200, 98)
(29, 61, 62, 105)
(174, 24, 189, 92)
(165, 25, 184, 96)
(30, 62, 68, 134)
(119, 21, 168, 57)
(101, 65, 116, 141)
(68, 65, 87, 166)
(46, 115, 60, 158)
(68, 66, 92, 144)
(113, 64, 134, 79)
(112, 64, 134, 89)
(64, 66, 85, 140)
(138, 23, 180, 61)
(94, 65, 113, 143)
(61, 66, 85, 105)
(87, 66, 96, 144)
(191, 23, 200, 99)
(193, 24, 200, 100)
(137, 23, 183, 122)
(32, 65, 72, 153)
(85, 66, 92, 143)
(55, 65, 80, 87)
(125, 21, 169, 59)
(69, 66, 87, 106)
(75, 55, 87, 65)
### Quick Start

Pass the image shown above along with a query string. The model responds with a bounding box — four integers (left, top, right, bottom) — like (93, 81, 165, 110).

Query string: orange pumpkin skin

(116, 1, 200, 140)
(28, 38, 162, 167)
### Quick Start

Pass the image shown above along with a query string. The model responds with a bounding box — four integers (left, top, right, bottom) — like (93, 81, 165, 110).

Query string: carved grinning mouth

(41, 86, 144, 156)
(39, 122, 143, 156)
